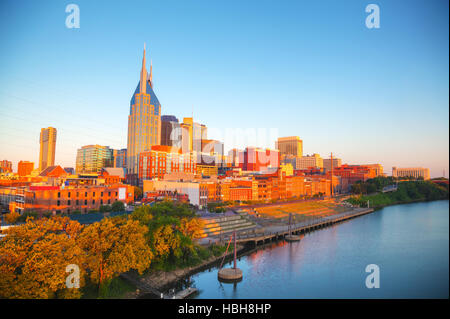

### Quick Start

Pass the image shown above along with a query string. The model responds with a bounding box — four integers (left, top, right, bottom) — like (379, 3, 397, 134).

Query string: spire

(149, 59, 153, 88)
(139, 43, 148, 94)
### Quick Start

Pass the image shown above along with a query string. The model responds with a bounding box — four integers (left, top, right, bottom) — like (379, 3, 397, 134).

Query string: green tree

(111, 201, 125, 212)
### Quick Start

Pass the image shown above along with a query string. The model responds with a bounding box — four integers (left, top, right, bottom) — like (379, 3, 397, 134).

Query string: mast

(233, 230, 237, 270)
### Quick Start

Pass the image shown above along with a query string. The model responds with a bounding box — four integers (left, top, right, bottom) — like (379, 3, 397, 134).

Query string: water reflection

(189, 200, 449, 299)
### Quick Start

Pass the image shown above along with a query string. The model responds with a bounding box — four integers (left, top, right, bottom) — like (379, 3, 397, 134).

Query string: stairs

(199, 214, 257, 238)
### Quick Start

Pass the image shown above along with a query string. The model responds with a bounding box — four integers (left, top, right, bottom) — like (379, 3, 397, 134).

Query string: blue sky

(0, 0, 448, 177)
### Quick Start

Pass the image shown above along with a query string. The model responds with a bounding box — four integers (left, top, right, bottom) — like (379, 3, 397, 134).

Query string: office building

(392, 167, 430, 180)
(276, 136, 303, 157)
(127, 45, 161, 181)
(39, 127, 57, 172)
(18, 161, 34, 176)
(0, 160, 12, 173)
(76, 145, 114, 174)
(323, 158, 342, 172)
(161, 115, 181, 148)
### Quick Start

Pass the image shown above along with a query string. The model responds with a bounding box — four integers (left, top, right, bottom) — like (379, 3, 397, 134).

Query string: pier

(234, 208, 374, 246)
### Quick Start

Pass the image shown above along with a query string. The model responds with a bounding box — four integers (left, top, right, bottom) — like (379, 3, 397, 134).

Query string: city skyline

(0, 0, 448, 177)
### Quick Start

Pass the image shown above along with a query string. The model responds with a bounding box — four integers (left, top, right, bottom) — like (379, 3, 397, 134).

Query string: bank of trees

(0, 201, 205, 299)
(347, 178, 448, 208)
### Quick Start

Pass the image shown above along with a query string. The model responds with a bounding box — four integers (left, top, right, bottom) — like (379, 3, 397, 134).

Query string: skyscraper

(39, 127, 57, 172)
(275, 136, 303, 158)
(161, 115, 181, 148)
(127, 45, 161, 182)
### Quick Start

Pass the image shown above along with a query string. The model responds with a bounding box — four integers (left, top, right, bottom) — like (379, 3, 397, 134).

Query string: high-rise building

(18, 161, 34, 176)
(161, 115, 181, 148)
(180, 117, 207, 153)
(238, 147, 280, 172)
(113, 149, 127, 169)
(39, 127, 57, 172)
(76, 145, 114, 174)
(127, 45, 161, 181)
(392, 167, 430, 180)
(0, 160, 12, 173)
(276, 136, 303, 157)
(0, 160, 13, 173)
(227, 149, 240, 167)
(323, 158, 342, 172)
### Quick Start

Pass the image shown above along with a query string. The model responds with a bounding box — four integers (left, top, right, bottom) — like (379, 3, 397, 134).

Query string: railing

(233, 208, 373, 242)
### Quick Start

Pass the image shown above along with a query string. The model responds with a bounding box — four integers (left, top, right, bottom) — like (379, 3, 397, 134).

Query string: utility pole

(330, 152, 334, 198)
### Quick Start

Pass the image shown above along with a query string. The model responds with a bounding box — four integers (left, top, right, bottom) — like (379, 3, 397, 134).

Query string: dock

(164, 287, 198, 299)
(234, 208, 374, 245)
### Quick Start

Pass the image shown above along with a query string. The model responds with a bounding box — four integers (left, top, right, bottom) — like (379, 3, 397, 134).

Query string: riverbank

(122, 243, 247, 298)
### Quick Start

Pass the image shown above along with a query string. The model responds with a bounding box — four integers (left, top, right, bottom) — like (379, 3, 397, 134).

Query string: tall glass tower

(127, 45, 161, 182)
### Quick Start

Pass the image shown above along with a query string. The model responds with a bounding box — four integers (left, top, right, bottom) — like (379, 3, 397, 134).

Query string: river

(187, 200, 449, 298)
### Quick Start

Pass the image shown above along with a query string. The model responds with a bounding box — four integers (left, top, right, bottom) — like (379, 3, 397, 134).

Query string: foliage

(111, 200, 125, 212)
(4, 211, 20, 224)
(346, 180, 448, 208)
(134, 186, 143, 200)
(99, 205, 112, 213)
(78, 218, 152, 287)
(0, 216, 85, 299)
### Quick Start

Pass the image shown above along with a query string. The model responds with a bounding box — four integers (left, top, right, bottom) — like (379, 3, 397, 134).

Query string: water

(190, 200, 449, 298)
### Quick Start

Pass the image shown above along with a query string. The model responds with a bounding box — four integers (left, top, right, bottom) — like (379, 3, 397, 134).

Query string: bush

(111, 201, 125, 212)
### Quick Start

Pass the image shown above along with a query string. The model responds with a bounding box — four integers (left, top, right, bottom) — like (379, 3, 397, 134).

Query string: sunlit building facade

(39, 127, 57, 172)
(76, 145, 114, 174)
(392, 167, 430, 180)
(127, 45, 161, 182)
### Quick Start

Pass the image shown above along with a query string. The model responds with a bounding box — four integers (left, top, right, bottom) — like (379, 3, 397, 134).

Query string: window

(85, 200, 87, 205)
(93, 200, 95, 205)
(57, 200, 60, 206)
(68, 192, 71, 198)
(68, 200, 71, 205)
(58, 192, 61, 198)
(93, 192, 95, 197)
(101, 192, 103, 197)
(76, 200, 79, 205)
(85, 192, 88, 197)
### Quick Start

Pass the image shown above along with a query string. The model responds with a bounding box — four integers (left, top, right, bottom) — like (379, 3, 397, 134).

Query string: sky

(0, 0, 448, 177)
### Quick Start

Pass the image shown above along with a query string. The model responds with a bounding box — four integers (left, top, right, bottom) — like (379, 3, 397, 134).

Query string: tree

(178, 217, 205, 240)
(111, 200, 125, 212)
(134, 186, 143, 200)
(78, 218, 152, 288)
(4, 211, 20, 224)
(0, 216, 85, 299)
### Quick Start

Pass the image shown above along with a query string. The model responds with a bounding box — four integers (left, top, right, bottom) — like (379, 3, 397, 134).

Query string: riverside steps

(234, 207, 374, 246)
(199, 212, 257, 239)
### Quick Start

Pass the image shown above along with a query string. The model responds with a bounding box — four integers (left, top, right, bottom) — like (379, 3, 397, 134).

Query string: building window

(57, 200, 60, 206)
(93, 192, 95, 197)
(108, 199, 110, 204)
(85, 192, 88, 197)
(85, 200, 87, 205)
(93, 200, 95, 205)
(76, 200, 79, 205)
(68, 192, 71, 198)
(68, 200, 71, 205)
(101, 192, 103, 197)
(58, 192, 61, 198)
(100, 199, 103, 205)
(108, 192, 111, 196)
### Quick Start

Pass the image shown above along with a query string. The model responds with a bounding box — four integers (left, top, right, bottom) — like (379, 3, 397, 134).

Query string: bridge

(231, 208, 374, 245)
